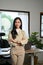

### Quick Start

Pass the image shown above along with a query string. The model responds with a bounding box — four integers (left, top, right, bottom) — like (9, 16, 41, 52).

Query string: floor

(0, 62, 11, 65)
(0, 56, 43, 65)
(0, 62, 43, 65)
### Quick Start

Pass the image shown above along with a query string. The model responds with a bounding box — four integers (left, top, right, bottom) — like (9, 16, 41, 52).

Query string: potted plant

(28, 32, 43, 49)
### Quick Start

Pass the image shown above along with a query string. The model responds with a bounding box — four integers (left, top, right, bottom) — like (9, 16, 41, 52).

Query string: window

(40, 12, 43, 38)
(0, 9, 30, 39)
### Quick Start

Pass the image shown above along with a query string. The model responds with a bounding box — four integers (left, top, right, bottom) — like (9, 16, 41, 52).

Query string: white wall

(0, 0, 43, 61)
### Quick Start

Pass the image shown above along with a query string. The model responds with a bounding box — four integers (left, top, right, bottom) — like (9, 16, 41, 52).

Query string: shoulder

(20, 29, 25, 34)
(8, 31, 12, 36)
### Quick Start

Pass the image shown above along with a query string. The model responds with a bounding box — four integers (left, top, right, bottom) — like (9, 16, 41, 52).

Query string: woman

(8, 17, 28, 65)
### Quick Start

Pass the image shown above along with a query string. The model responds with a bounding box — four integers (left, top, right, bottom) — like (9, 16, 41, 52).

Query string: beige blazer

(8, 29, 28, 47)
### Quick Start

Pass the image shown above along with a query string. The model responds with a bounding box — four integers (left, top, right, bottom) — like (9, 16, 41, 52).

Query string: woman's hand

(12, 39, 18, 43)
(9, 38, 17, 43)
(17, 40, 21, 43)
(16, 40, 22, 46)
(9, 38, 22, 46)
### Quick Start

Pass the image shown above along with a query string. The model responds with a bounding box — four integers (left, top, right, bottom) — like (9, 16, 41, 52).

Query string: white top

(16, 29, 20, 34)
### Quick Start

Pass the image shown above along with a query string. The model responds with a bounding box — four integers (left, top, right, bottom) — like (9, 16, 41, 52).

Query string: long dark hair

(11, 17, 22, 39)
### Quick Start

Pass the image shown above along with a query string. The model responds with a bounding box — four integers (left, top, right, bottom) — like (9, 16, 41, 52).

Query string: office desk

(25, 49, 43, 65)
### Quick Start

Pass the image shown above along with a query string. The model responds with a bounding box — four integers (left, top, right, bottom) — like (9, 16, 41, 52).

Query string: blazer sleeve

(8, 32, 17, 46)
(21, 31, 28, 45)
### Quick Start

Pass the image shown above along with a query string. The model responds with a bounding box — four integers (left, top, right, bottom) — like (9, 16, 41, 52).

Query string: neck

(16, 28, 20, 29)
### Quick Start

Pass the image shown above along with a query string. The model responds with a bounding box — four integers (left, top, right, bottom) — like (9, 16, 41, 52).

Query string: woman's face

(15, 19, 21, 29)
